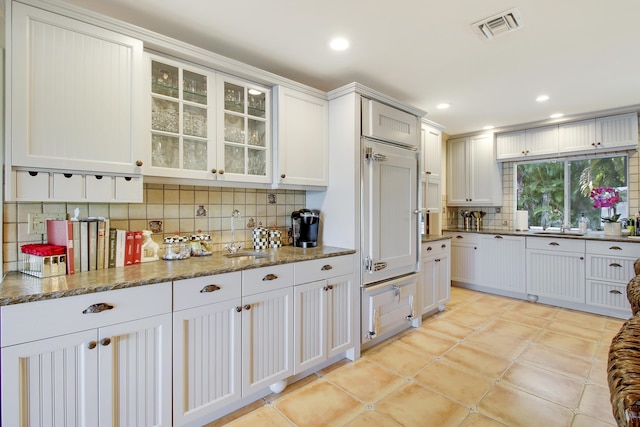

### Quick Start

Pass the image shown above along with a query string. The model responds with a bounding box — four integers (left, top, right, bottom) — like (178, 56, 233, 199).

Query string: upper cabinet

(9, 3, 144, 176)
(496, 125, 558, 161)
(273, 86, 329, 188)
(420, 121, 443, 214)
(447, 134, 502, 207)
(143, 54, 217, 181)
(362, 98, 420, 148)
(558, 113, 639, 154)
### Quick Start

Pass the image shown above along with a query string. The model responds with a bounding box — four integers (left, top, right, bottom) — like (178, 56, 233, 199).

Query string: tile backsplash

(3, 184, 306, 273)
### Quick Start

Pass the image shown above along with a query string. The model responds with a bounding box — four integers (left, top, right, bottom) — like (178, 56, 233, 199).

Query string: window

(516, 155, 628, 230)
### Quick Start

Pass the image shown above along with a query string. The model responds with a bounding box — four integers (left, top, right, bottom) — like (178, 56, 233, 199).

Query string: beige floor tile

(477, 383, 574, 427)
(375, 383, 469, 427)
(324, 359, 404, 404)
(343, 410, 401, 427)
(397, 328, 459, 356)
(595, 343, 611, 363)
(414, 360, 495, 406)
(264, 374, 319, 404)
(546, 320, 604, 342)
(554, 309, 609, 331)
(534, 330, 599, 358)
(442, 343, 512, 380)
(501, 362, 585, 408)
(605, 318, 625, 332)
(571, 413, 617, 427)
(498, 309, 550, 329)
(601, 329, 619, 345)
(460, 301, 508, 318)
(474, 293, 519, 310)
(578, 384, 617, 424)
(463, 330, 529, 360)
(459, 413, 509, 426)
(589, 360, 609, 388)
(510, 301, 558, 319)
(440, 307, 494, 329)
(274, 379, 363, 427)
(421, 317, 475, 340)
(225, 406, 293, 427)
(481, 319, 542, 342)
(365, 340, 434, 377)
(519, 344, 593, 379)
(204, 399, 265, 426)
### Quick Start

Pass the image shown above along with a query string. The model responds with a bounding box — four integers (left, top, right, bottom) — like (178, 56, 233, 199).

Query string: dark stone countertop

(443, 227, 640, 243)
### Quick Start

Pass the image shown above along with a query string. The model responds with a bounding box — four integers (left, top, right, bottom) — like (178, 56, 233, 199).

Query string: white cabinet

(217, 75, 271, 184)
(478, 234, 526, 295)
(526, 237, 586, 304)
(496, 125, 558, 161)
(420, 240, 451, 315)
(144, 54, 218, 181)
(446, 134, 502, 206)
(420, 122, 442, 213)
(274, 86, 329, 187)
(1, 283, 172, 427)
(241, 264, 294, 396)
(172, 273, 243, 426)
(584, 241, 637, 316)
(8, 3, 144, 186)
(293, 255, 355, 374)
(444, 232, 480, 285)
(558, 113, 639, 154)
(361, 98, 420, 148)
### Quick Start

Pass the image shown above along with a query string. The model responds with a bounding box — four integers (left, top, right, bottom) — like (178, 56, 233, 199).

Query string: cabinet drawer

(526, 237, 585, 253)
(115, 175, 143, 202)
(586, 280, 631, 311)
(294, 255, 353, 285)
(52, 172, 84, 200)
(173, 272, 242, 311)
(585, 254, 635, 283)
(14, 169, 50, 200)
(1, 282, 172, 347)
(86, 174, 114, 202)
(243, 264, 294, 295)
(586, 240, 640, 257)
(422, 240, 450, 258)
(443, 232, 479, 244)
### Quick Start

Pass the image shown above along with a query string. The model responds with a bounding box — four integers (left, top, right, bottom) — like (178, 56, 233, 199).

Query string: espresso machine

(291, 209, 320, 248)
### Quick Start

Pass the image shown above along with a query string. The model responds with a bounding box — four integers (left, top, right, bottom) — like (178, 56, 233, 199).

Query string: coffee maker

(291, 209, 319, 248)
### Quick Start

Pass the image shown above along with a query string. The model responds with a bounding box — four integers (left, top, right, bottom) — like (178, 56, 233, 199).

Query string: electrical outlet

(28, 213, 66, 235)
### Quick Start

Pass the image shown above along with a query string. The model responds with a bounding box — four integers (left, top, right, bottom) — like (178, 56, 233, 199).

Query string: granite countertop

(443, 227, 640, 243)
(0, 246, 356, 306)
(422, 235, 452, 243)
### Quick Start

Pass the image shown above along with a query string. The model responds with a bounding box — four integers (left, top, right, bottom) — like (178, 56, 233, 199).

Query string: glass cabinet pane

(224, 82, 244, 113)
(224, 114, 244, 143)
(152, 61, 179, 98)
(248, 90, 266, 118)
(183, 70, 207, 104)
(152, 134, 179, 168)
(183, 139, 207, 171)
(248, 119, 265, 147)
(152, 98, 179, 133)
(248, 148, 266, 175)
(184, 105, 207, 138)
(225, 145, 245, 174)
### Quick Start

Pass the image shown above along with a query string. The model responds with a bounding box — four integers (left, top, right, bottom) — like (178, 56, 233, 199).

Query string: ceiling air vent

(472, 8, 523, 40)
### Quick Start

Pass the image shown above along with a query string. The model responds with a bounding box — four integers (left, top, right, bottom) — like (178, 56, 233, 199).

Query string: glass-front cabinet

(145, 55, 216, 180)
(217, 75, 271, 184)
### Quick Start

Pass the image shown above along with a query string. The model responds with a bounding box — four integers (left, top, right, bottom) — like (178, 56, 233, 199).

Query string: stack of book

(46, 218, 145, 274)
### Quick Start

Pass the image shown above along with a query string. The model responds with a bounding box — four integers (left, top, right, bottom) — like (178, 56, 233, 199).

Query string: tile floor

(206, 287, 624, 427)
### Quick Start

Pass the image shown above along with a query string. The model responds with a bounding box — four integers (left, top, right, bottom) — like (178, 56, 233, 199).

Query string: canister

(269, 229, 282, 248)
(252, 227, 268, 249)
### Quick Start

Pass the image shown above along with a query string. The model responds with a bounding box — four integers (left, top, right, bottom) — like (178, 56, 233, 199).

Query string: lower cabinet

(1, 283, 173, 427)
(444, 232, 479, 284)
(420, 240, 451, 314)
(478, 234, 526, 295)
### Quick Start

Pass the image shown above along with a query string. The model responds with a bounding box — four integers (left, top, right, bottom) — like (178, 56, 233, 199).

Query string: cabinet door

(558, 119, 596, 153)
(478, 235, 526, 293)
(294, 280, 327, 374)
(446, 137, 470, 205)
(98, 314, 172, 427)
(421, 175, 442, 214)
(526, 249, 585, 303)
(145, 55, 217, 180)
(525, 125, 558, 157)
(422, 124, 442, 177)
(435, 252, 451, 307)
(274, 87, 329, 187)
(326, 274, 354, 358)
(11, 3, 143, 174)
(1, 330, 98, 427)
(469, 134, 502, 205)
(173, 299, 242, 425)
(217, 76, 271, 184)
(420, 256, 437, 314)
(450, 243, 478, 284)
(597, 113, 639, 150)
(241, 287, 293, 396)
(496, 130, 526, 161)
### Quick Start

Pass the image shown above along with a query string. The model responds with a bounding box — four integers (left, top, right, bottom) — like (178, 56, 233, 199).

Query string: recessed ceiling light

(248, 89, 262, 96)
(436, 103, 450, 110)
(550, 113, 564, 119)
(329, 37, 349, 51)
(536, 95, 549, 102)
(483, 125, 495, 130)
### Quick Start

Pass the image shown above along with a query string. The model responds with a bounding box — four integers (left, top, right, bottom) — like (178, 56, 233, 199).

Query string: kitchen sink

(531, 231, 585, 237)
(223, 251, 271, 259)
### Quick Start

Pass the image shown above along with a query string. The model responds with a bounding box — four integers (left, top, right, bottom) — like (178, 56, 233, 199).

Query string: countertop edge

(442, 228, 640, 242)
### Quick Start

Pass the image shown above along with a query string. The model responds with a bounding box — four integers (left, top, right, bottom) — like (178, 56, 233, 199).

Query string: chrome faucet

(224, 209, 244, 254)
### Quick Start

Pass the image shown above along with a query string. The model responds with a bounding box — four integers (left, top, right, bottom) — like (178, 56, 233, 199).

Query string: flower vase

(603, 222, 622, 236)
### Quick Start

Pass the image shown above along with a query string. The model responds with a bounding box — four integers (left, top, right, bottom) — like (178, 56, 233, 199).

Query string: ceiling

(61, 0, 640, 135)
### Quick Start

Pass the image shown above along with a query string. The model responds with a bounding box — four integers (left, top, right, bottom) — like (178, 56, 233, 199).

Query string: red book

(46, 220, 74, 274)
(124, 231, 135, 266)
(133, 231, 142, 264)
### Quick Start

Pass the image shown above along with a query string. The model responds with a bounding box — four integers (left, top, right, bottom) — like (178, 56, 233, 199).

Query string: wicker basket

(608, 315, 640, 427)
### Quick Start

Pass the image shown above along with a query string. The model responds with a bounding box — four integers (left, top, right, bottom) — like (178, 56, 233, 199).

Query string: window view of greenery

(516, 155, 628, 231)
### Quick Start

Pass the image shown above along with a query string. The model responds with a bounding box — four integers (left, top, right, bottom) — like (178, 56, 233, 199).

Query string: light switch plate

(27, 213, 66, 235)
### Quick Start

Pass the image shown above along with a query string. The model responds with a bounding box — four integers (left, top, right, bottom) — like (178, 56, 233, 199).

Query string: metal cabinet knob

(244, 304, 251, 310)
(136, 160, 143, 167)
(236, 306, 242, 312)
(281, 173, 286, 179)
(100, 338, 111, 346)
(218, 170, 225, 175)
(211, 168, 217, 174)
(88, 341, 97, 350)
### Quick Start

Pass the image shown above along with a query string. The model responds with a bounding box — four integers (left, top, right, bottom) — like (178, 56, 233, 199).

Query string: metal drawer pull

(548, 242, 560, 246)
(263, 274, 278, 281)
(610, 263, 623, 268)
(456, 235, 464, 239)
(495, 235, 503, 239)
(83, 303, 114, 314)
(200, 284, 221, 293)
(610, 289, 623, 295)
(321, 265, 333, 271)
(609, 246, 622, 251)
(100, 338, 111, 346)
(441, 244, 447, 248)
(426, 246, 433, 251)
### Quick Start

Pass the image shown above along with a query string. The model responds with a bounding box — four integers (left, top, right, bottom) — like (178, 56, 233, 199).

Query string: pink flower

(590, 187, 621, 222)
